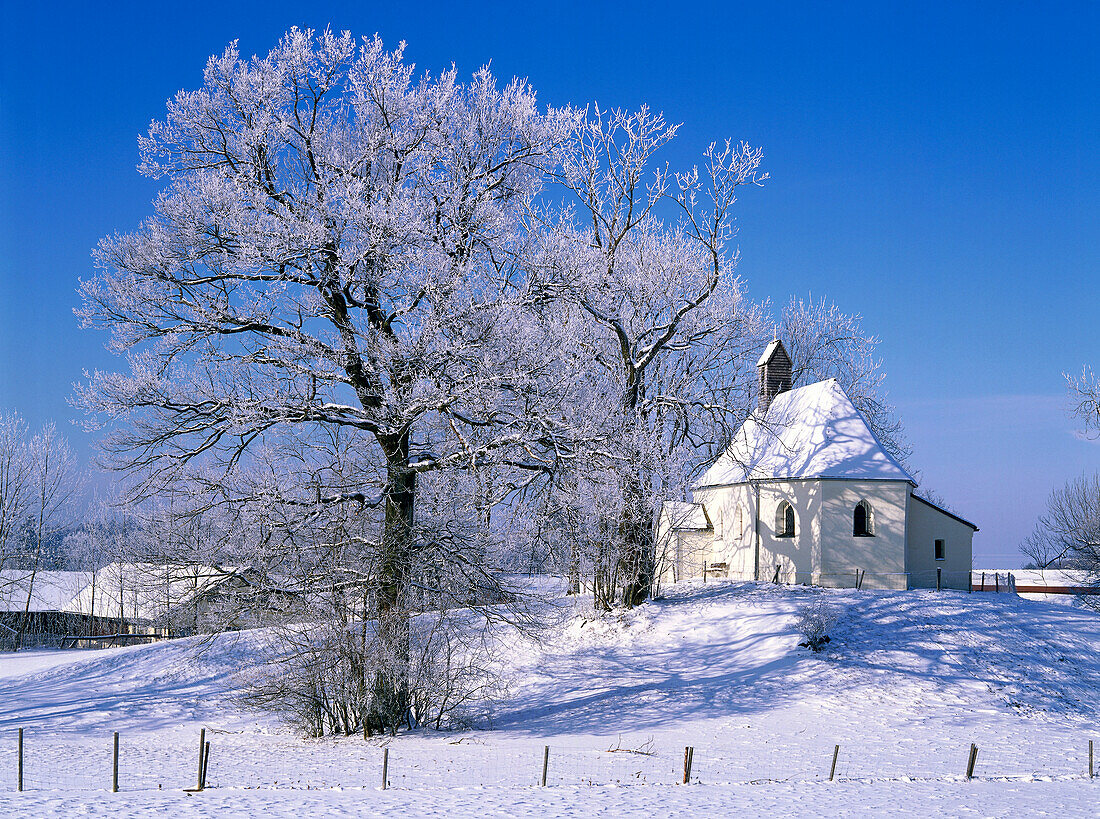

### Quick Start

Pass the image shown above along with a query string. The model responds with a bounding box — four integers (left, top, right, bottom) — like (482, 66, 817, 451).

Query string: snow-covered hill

(2, 581, 1099, 817)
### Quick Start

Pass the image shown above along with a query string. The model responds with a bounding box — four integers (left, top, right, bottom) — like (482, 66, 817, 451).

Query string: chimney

(757, 339, 792, 413)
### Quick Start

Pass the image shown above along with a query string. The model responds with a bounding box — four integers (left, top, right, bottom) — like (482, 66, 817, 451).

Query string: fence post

(541, 745, 550, 786)
(1090, 739, 1094, 779)
(682, 746, 694, 784)
(829, 744, 840, 781)
(966, 744, 978, 779)
(200, 741, 210, 790)
(937, 567, 942, 591)
(17, 727, 23, 792)
(196, 728, 205, 791)
(113, 731, 119, 793)
(382, 747, 389, 790)
(995, 573, 999, 593)
(968, 571, 972, 593)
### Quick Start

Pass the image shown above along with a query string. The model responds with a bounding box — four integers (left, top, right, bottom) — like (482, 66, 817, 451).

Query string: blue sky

(1, 1, 1097, 566)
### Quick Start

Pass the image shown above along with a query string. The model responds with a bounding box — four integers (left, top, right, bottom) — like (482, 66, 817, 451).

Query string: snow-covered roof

(64, 562, 253, 621)
(0, 571, 93, 613)
(0, 563, 256, 620)
(911, 493, 979, 531)
(661, 502, 711, 531)
(695, 379, 915, 488)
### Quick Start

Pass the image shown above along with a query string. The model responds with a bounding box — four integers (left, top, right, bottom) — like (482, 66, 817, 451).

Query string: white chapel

(659, 340, 977, 590)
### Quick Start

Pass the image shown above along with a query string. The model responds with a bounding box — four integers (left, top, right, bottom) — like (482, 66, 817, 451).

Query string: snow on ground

(1, 580, 1099, 816)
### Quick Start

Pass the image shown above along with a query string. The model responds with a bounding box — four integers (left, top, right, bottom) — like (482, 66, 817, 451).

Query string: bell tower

(757, 339, 792, 413)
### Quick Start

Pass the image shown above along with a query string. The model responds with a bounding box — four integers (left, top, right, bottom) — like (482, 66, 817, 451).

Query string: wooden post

(937, 567, 942, 591)
(980, 571, 985, 592)
(772, 565, 781, 584)
(541, 745, 549, 786)
(858, 570, 865, 590)
(994, 573, 999, 593)
(200, 741, 210, 790)
(854, 569, 858, 589)
(382, 747, 389, 790)
(703, 561, 707, 584)
(829, 744, 840, 781)
(966, 744, 978, 779)
(1089, 739, 1094, 779)
(17, 727, 23, 792)
(682, 746, 694, 784)
(196, 728, 205, 791)
(968, 571, 972, 593)
(112, 731, 119, 793)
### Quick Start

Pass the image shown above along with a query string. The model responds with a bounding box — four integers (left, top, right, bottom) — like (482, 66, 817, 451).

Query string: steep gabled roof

(757, 338, 789, 367)
(694, 379, 915, 488)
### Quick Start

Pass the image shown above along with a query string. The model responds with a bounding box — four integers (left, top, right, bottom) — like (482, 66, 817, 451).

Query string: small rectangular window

(934, 539, 945, 561)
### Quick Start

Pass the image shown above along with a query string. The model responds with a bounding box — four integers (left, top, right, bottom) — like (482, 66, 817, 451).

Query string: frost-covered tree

(539, 107, 768, 607)
(1018, 367, 1100, 590)
(0, 411, 34, 576)
(0, 417, 83, 647)
(1067, 367, 1100, 437)
(528, 108, 905, 610)
(1021, 475, 1100, 595)
(78, 28, 573, 730)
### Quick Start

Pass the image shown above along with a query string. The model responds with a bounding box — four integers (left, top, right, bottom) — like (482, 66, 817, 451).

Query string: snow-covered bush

(795, 600, 840, 652)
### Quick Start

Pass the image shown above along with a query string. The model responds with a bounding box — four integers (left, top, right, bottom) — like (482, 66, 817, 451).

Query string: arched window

(775, 501, 795, 538)
(854, 500, 874, 537)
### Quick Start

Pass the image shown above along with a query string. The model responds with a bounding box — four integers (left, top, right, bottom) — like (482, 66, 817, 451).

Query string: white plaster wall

(655, 517, 712, 587)
(754, 481, 822, 584)
(819, 480, 909, 589)
(905, 494, 975, 590)
(687, 479, 970, 593)
(693, 485, 756, 579)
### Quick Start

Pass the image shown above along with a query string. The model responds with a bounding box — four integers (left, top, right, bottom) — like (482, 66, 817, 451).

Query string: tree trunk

(567, 540, 581, 595)
(617, 472, 655, 609)
(375, 430, 414, 732)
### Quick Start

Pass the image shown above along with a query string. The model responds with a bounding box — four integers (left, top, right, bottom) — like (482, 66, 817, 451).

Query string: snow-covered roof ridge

(0, 570, 94, 613)
(694, 378, 915, 488)
(756, 339, 786, 366)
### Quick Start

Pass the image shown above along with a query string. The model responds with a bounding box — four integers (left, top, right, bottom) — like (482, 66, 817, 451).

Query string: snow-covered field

(2, 581, 1099, 817)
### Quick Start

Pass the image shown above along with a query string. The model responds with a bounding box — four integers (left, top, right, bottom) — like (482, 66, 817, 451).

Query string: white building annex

(659, 340, 977, 590)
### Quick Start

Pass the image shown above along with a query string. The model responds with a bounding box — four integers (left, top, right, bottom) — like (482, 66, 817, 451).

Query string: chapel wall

(754, 480, 822, 584)
(693, 485, 756, 579)
(818, 480, 908, 589)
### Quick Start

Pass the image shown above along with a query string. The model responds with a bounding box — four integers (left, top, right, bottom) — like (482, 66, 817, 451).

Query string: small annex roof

(911, 493, 979, 531)
(695, 379, 915, 488)
(661, 501, 711, 531)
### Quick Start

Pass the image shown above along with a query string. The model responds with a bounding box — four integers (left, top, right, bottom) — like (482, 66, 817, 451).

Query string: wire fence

(691, 568, 1017, 593)
(5, 729, 1098, 792)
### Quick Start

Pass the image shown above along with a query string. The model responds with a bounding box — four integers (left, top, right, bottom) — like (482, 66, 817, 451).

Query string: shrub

(795, 600, 840, 652)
